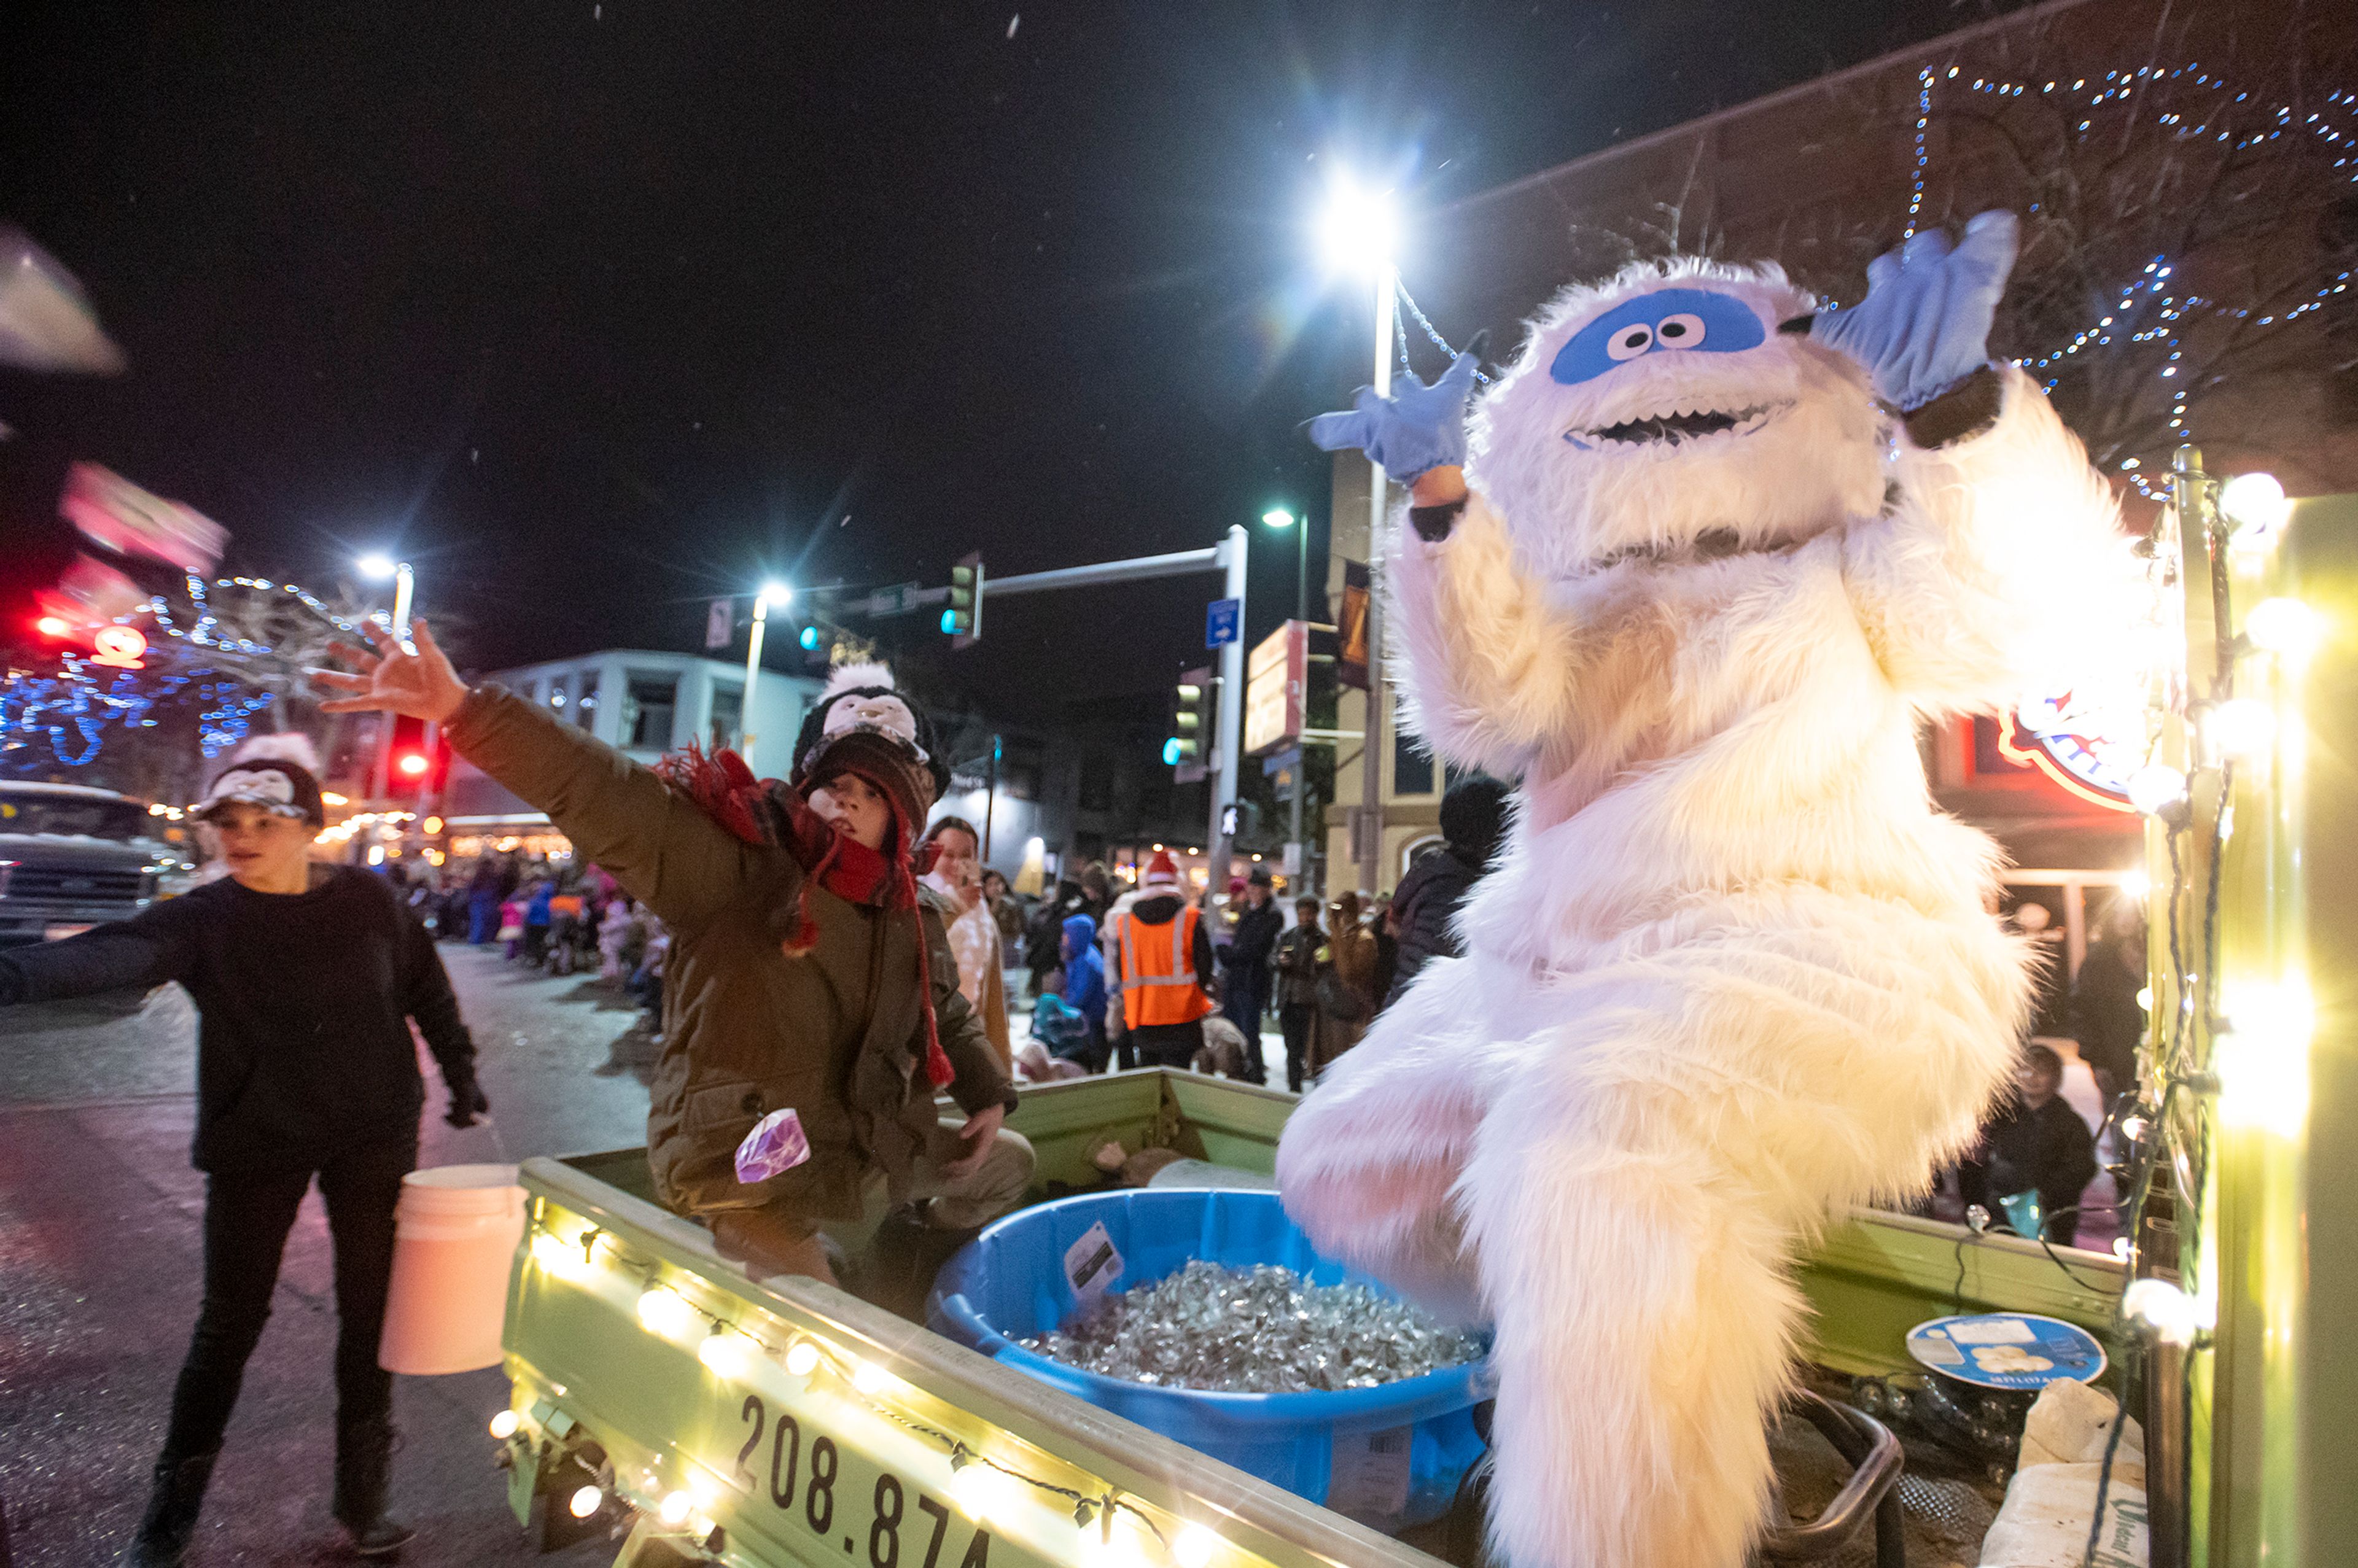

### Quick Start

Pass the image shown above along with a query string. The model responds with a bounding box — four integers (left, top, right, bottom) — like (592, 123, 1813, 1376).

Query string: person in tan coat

(319, 634, 1029, 1289)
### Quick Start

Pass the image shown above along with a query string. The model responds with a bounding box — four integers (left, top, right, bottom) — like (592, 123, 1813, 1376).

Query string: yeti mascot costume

(1278, 212, 2128, 1567)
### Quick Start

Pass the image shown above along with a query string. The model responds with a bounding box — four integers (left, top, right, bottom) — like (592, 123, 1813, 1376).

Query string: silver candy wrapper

(1019, 1260, 1480, 1393)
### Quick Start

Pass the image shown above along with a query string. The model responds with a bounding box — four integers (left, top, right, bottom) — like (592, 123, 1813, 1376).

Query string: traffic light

(798, 624, 821, 651)
(384, 716, 448, 802)
(1166, 667, 1209, 770)
(941, 551, 984, 648)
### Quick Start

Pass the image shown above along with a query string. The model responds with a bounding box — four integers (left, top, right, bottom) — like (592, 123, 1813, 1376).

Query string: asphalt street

(0, 942, 661, 1567)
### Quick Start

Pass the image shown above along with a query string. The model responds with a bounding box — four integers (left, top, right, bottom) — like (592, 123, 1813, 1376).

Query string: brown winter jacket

(445, 686, 1016, 1221)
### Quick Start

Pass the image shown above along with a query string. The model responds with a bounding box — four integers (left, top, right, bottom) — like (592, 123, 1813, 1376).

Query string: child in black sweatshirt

(0, 744, 486, 1564)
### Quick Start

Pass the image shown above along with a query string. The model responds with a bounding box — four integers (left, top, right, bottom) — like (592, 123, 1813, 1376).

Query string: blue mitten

(1811, 211, 2018, 410)
(1307, 336, 1487, 481)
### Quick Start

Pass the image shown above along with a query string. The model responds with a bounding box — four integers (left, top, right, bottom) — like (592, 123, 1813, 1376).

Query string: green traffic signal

(943, 555, 984, 645)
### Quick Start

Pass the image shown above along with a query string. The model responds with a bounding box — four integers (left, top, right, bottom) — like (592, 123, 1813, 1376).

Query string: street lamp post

(743, 583, 791, 773)
(1320, 177, 1398, 896)
(359, 554, 415, 802)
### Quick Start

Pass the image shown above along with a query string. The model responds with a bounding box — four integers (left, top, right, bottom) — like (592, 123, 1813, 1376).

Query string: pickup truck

(0, 781, 189, 946)
(493, 1070, 2120, 1568)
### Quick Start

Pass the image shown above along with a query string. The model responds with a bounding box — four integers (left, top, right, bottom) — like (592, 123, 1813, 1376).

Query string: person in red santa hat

(1105, 850, 1218, 1069)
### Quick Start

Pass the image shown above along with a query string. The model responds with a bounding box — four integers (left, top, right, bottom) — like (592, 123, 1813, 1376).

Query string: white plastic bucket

(378, 1163, 527, 1375)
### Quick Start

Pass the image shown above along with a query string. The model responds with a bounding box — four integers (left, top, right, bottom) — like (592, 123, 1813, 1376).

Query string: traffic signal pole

(985, 527, 1251, 895)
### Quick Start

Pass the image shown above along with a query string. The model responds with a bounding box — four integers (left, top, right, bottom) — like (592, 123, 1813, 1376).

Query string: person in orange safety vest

(1108, 850, 1217, 1070)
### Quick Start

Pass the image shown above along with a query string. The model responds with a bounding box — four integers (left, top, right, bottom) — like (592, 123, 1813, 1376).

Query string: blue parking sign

(1205, 597, 1240, 649)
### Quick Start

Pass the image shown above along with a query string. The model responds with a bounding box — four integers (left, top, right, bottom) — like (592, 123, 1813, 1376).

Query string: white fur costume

(1276, 257, 2128, 1567)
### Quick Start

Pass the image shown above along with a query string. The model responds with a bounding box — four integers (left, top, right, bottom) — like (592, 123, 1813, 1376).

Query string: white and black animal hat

(789, 663, 951, 834)
(193, 733, 327, 828)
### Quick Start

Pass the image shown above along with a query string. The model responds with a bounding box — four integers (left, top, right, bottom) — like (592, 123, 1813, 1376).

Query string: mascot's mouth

(1564, 400, 1788, 451)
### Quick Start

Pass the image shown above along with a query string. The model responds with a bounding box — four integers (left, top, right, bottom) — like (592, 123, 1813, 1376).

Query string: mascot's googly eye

(1656, 312, 1705, 349)
(1551, 287, 1770, 386)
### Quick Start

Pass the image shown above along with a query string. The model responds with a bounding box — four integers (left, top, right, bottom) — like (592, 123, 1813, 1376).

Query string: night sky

(1, 0, 2029, 723)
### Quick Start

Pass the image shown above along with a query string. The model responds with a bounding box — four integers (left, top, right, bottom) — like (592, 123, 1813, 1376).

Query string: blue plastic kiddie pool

(928, 1189, 1492, 1532)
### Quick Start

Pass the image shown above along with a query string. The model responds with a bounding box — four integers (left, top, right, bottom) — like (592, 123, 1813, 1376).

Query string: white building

(439, 650, 823, 850)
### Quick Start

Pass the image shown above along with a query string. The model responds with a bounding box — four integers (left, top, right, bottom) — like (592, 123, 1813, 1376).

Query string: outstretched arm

(316, 619, 764, 933)
(1388, 469, 1587, 777)
(1811, 210, 2139, 712)
(1307, 343, 1586, 777)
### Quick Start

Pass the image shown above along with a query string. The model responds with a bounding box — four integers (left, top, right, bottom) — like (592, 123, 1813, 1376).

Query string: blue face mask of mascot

(1283, 213, 2139, 1568)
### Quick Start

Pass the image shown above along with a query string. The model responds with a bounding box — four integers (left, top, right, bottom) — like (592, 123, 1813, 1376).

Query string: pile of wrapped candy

(1018, 1260, 1481, 1393)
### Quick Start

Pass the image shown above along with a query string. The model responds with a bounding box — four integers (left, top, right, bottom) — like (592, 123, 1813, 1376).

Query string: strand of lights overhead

(517, 1220, 1221, 1568)
(1906, 57, 2352, 499)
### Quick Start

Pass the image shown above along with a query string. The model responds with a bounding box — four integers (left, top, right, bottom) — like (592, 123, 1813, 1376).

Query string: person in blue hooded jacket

(1059, 913, 1109, 1071)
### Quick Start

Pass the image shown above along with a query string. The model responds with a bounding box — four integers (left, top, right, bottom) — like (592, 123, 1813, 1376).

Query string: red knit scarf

(655, 745, 954, 1089)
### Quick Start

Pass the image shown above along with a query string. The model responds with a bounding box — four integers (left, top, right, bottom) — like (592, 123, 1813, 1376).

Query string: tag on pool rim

(1063, 1220, 1123, 1308)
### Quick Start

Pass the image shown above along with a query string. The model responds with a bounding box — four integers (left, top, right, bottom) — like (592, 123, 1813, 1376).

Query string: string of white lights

(514, 1220, 1221, 1568)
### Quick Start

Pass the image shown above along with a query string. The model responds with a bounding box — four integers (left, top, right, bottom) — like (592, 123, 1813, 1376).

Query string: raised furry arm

(1390, 492, 1587, 777)
(1843, 365, 2138, 715)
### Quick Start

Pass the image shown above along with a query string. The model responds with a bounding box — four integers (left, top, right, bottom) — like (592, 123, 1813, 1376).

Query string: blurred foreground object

(61, 461, 227, 575)
(0, 225, 124, 373)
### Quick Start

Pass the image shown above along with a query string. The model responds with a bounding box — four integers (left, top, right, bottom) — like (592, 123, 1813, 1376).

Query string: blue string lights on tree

(0, 662, 187, 769)
(1905, 55, 2356, 499)
(5, 569, 363, 777)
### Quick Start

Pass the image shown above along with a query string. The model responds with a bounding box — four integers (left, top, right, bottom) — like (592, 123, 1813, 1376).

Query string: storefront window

(621, 673, 678, 750)
(709, 682, 744, 752)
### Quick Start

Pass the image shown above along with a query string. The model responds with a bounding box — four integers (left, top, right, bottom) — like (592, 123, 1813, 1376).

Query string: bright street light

(1319, 176, 1397, 273)
(759, 581, 793, 610)
(1261, 508, 1295, 529)
(356, 553, 398, 581)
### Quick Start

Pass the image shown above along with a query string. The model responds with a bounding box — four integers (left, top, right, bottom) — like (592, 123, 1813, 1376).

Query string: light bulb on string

(784, 1337, 821, 1377)
(2123, 1278, 2201, 1346)
(488, 1409, 521, 1440)
(2126, 764, 2189, 817)
(569, 1485, 604, 1519)
(2220, 472, 2290, 538)
(699, 1328, 752, 1378)
(659, 1490, 695, 1527)
(1175, 1524, 1221, 1568)
(2244, 597, 2325, 661)
(637, 1285, 698, 1340)
(2204, 699, 2276, 762)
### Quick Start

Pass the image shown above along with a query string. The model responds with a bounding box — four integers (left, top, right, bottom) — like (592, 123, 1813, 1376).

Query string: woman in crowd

(0, 740, 487, 1565)
(1313, 890, 1380, 1072)
(924, 816, 1011, 1069)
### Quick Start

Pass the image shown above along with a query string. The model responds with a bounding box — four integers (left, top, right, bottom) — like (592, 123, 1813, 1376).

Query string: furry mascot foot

(1281, 214, 2136, 1568)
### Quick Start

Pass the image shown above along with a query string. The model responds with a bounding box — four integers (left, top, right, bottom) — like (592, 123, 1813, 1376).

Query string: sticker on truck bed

(1062, 1221, 1123, 1309)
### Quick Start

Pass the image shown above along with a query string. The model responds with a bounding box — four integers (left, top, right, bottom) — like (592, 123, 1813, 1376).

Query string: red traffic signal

(395, 750, 431, 778)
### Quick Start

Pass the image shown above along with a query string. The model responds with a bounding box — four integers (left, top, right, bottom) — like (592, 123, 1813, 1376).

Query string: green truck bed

(497, 1069, 2120, 1568)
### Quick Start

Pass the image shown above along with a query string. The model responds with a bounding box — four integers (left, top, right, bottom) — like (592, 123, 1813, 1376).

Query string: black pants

(162, 1142, 414, 1460)
(1128, 1019, 1204, 1071)
(1278, 1003, 1317, 1093)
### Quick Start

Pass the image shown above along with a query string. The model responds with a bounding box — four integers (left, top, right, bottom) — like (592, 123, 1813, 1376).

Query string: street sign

(867, 581, 924, 617)
(704, 597, 734, 650)
(1282, 842, 1302, 876)
(1244, 620, 1307, 756)
(1262, 743, 1302, 777)
(1204, 597, 1240, 649)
